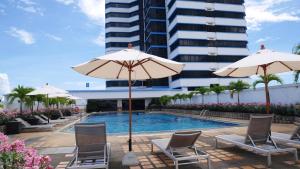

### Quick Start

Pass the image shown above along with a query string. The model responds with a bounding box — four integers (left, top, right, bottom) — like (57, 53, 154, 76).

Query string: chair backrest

(75, 122, 107, 153)
(59, 110, 64, 118)
(290, 125, 300, 140)
(16, 118, 31, 127)
(34, 115, 47, 123)
(167, 130, 201, 150)
(245, 115, 273, 145)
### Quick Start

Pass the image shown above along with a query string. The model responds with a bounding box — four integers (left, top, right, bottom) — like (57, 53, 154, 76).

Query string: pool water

(66, 112, 239, 134)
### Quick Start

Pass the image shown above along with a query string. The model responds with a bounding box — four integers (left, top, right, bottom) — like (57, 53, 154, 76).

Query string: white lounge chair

(35, 115, 68, 124)
(271, 126, 300, 145)
(16, 118, 53, 131)
(151, 130, 211, 169)
(67, 122, 111, 169)
(215, 115, 298, 167)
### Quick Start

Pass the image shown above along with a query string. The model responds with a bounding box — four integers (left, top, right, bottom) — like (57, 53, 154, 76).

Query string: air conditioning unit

(210, 67, 217, 71)
(206, 7, 214, 11)
(208, 52, 217, 56)
(208, 37, 216, 40)
(207, 21, 215, 25)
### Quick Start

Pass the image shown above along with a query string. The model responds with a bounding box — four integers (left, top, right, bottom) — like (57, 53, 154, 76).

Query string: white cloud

(77, 0, 105, 24)
(245, 0, 300, 31)
(8, 27, 35, 45)
(255, 37, 271, 43)
(93, 32, 105, 46)
(0, 3, 6, 15)
(55, 0, 75, 5)
(45, 33, 62, 41)
(56, 0, 105, 24)
(0, 9, 5, 15)
(14, 0, 43, 15)
(0, 73, 10, 95)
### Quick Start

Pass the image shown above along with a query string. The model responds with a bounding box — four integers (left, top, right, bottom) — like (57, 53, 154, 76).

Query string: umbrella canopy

(72, 44, 184, 151)
(27, 84, 68, 123)
(67, 95, 82, 100)
(214, 45, 300, 113)
(214, 46, 300, 77)
(48, 93, 71, 98)
(72, 48, 184, 80)
(27, 84, 67, 96)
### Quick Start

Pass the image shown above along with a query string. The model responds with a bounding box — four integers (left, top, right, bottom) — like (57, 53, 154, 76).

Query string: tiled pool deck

(8, 114, 300, 169)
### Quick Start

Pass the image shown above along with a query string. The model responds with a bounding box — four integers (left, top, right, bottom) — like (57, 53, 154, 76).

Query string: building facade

(105, 0, 249, 90)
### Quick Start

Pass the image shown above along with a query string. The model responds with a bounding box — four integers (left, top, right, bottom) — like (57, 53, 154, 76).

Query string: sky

(0, 0, 300, 92)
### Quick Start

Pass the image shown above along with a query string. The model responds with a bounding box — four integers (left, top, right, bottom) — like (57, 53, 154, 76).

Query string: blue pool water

(66, 112, 239, 134)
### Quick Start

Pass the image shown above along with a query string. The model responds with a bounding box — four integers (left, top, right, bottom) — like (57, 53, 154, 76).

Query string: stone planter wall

(161, 109, 295, 124)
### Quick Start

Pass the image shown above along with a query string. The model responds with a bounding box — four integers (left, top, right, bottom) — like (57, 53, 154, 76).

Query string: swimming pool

(65, 112, 239, 134)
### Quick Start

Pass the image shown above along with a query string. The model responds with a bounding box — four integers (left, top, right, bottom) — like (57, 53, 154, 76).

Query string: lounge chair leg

(267, 154, 272, 167)
(151, 144, 153, 153)
(175, 161, 178, 169)
(294, 150, 298, 161)
(215, 139, 218, 148)
(207, 156, 211, 169)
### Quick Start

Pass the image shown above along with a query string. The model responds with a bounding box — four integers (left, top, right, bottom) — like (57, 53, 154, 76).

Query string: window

(168, 9, 245, 23)
(105, 1, 138, 8)
(106, 80, 143, 87)
(169, 24, 246, 37)
(106, 41, 140, 48)
(168, 0, 244, 10)
(105, 21, 139, 28)
(173, 55, 247, 62)
(170, 39, 247, 51)
(106, 31, 139, 38)
(105, 11, 139, 18)
(171, 71, 219, 81)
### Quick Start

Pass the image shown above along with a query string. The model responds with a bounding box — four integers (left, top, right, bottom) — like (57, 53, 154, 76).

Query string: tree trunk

(202, 95, 204, 105)
(37, 102, 40, 111)
(237, 92, 240, 105)
(20, 101, 23, 114)
(217, 94, 219, 104)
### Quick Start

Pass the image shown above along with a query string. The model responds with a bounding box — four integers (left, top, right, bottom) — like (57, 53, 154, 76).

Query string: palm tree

(8, 85, 34, 114)
(253, 74, 283, 110)
(159, 95, 171, 106)
(293, 44, 300, 83)
(186, 92, 194, 104)
(35, 95, 45, 111)
(173, 93, 182, 104)
(229, 80, 250, 104)
(25, 96, 35, 113)
(194, 87, 210, 104)
(210, 85, 225, 104)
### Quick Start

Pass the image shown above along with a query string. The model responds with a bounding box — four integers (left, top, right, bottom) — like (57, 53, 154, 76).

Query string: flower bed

(0, 132, 53, 169)
(163, 103, 299, 116)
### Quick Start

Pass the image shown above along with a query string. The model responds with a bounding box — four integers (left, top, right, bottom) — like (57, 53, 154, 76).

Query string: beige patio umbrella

(27, 84, 68, 123)
(72, 44, 184, 151)
(214, 45, 300, 113)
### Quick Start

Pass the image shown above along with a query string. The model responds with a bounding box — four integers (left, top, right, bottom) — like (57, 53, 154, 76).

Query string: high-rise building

(105, 0, 249, 90)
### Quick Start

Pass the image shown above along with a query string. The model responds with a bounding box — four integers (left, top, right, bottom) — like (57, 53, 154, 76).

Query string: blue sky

(0, 0, 300, 92)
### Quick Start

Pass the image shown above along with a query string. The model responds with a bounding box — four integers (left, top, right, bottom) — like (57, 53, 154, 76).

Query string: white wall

(178, 83, 300, 105)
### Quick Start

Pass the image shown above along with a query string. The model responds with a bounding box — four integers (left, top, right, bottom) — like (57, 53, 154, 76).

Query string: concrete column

(117, 99, 122, 111)
(145, 99, 152, 109)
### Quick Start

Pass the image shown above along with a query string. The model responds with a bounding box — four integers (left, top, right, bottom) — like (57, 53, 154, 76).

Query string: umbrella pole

(47, 94, 50, 123)
(128, 65, 132, 152)
(262, 66, 271, 114)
